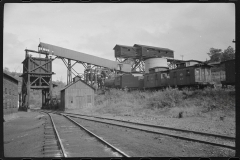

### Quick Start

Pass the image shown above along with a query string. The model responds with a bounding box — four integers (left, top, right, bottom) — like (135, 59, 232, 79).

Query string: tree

(221, 46, 235, 61)
(207, 48, 223, 62)
(207, 46, 235, 62)
(3, 67, 10, 74)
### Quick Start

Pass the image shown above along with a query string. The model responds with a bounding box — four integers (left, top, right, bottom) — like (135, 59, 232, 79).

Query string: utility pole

(180, 55, 184, 60)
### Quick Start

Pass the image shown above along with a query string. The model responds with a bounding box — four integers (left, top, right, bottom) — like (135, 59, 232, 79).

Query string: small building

(113, 44, 137, 58)
(133, 44, 174, 58)
(3, 72, 19, 115)
(175, 60, 204, 68)
(60, 78, 95, 111)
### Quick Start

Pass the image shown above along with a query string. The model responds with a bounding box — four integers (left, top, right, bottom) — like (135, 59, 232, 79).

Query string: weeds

(94, 87, 235, 118)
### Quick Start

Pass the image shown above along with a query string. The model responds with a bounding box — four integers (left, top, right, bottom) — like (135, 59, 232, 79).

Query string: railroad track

(40, 111, 65, 157)
(40, 110, 130, 157)
(61, 112, 235, 150)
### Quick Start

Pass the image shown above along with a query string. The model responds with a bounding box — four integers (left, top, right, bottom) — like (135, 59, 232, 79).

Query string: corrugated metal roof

(38, 42, 131, 72)
(134, 44, 174, 52)
(60, 78, 95, 91)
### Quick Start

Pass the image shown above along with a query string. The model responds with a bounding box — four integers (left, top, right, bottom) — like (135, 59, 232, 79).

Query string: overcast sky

(3, 3, 235, 83)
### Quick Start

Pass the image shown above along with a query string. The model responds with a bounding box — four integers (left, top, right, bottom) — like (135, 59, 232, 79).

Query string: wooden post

(27, 55, 30, 110)
(67, 59, 72, 84)
(49, 77, 53, 109)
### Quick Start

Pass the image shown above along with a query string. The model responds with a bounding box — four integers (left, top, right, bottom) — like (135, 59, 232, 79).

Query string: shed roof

(60, 78, 95, 91)
(3, 72, 19, 83)
(184, 60, 203, 63)
(171, 63, 212, 70)
(175, 59, 204, 65)
(113, 44, 136, 50)
(134, 44, 174, 52)
(207, 61, 221, 65)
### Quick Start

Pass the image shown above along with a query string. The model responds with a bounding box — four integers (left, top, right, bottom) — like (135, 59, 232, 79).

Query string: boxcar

(144, 69, 170, 89)
(221, 59, 235, 87)
(144, 73, 157, 88)
(104, 78, 115, 88)
(115, 74, 140, 89)
(169, 64, 213, 88)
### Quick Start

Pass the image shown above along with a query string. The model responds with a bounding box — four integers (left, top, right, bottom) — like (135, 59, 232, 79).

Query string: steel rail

(63, 113, 235, 150)
(62, 114, 130, 157)
(63, 112, 235, 141)
(44, 112, 68, 157)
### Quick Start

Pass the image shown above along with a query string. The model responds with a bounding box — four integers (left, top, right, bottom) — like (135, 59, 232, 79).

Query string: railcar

(144, 67, 169, 89)
(103, 63, 214, 90)
(104, 78, 116, 88)
(168, 63, 213, 88)
(220, 59, 235, 88)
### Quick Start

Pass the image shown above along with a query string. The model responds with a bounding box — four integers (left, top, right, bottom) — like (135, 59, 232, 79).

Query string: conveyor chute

(38, 42, 131, 72)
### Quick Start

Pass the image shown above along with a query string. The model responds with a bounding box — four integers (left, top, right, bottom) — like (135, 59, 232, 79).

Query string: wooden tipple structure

(20, 50, 54, 110)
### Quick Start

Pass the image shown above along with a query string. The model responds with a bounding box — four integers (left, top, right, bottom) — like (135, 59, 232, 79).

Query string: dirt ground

(66, 106, 235, 137)
(3, 111, 45, 157)
(3, 110, 235, 157)
(71, 117, 234, 157)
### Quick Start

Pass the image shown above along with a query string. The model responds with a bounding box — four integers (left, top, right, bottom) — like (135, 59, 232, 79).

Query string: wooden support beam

(29, 57, 49, 73)
(30, 77, 40, 86)
(31, 86, 50, 89)
(41, 77, 50, 86)
(29, 57, 56, 73)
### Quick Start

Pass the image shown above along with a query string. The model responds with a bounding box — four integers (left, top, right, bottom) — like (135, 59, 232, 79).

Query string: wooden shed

(60, 79, 95, 111)
(113, 44, 137, 58)
(133, 44, 174, 58)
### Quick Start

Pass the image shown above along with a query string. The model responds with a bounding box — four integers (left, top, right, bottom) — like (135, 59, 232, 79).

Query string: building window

(5, 88, 7, 94)
(9, 89, 11, 95)
(128, 49, 130, 51)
